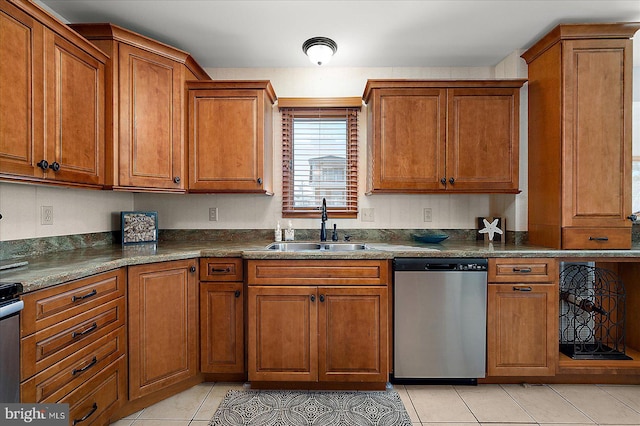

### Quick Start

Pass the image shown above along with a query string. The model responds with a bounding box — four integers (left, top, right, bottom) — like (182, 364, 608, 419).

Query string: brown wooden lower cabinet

(486, 258, 558, 377)
(127, 259, 198, 400)
(246, 259, 390, 386)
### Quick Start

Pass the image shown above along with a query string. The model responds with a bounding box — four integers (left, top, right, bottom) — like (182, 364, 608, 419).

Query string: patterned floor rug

(209, 389, 412, 426)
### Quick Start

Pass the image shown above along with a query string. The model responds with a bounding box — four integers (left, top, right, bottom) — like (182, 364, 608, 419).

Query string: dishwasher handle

(0, 300, 24, 319)
(425, 263, 457, 270)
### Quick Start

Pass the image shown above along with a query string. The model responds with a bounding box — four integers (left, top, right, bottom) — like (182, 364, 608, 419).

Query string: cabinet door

(0, 2, 44, 178)
(128, 260, 198, 400)
(562, 39, 632, 231)
(44, 29, 104, 186)
(487, 283, 557, 376)
(247, 286, 317, 382)
(318, 287, 388, 382)
(370, 88, 446, 191)
(118, 44, 183, 190)
(446, 88, 519, 192)
(200, 282, 244, 374)
(189, 89, 266, 192)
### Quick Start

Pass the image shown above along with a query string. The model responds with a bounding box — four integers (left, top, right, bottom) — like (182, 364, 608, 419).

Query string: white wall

(0, 182, 133, 241)
(136, 62, 529, 233)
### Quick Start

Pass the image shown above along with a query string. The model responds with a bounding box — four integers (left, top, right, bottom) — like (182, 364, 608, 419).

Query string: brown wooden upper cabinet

(522, 23, 639, 249)
(0, 0, 106, 188)
(70, 23, 210, 192)
(362, 80, 525, 193)
(186, 81, 276, 193)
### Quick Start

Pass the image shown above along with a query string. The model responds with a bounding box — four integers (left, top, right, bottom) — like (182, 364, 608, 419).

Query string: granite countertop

(3, 239, 640, 294)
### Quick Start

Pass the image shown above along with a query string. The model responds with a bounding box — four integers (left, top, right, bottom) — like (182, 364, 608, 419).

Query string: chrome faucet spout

(320, 198, 328, 241)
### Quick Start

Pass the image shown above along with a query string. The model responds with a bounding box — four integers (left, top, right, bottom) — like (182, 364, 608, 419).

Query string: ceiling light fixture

(302, 37, 337, 66)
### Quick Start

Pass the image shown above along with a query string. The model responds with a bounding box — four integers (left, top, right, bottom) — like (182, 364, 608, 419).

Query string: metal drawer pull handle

(513, 267, 532, 273)
(73, 403, 97, 425)
(72, 357, 97, 376)
(72, 289, 97, 302)
(211, 268, 231, 273)
(72, 322, 97, 338)
(513, 286, 532, 292)
(589, 236, 609, 241)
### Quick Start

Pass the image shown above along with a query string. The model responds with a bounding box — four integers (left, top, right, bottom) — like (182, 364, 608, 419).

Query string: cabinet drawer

(62, 355, 126, 426)
(21, 326, 126, 403)
(489, 258, 558, 283)
(200, 258, 243, 281)
(247, 260, 390, 286)
(562, 228, 631, 250)
(21, 269, 125, 336)
(21, 297, 125, 379)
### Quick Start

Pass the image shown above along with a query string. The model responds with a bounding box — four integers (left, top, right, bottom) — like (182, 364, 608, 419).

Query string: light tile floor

(110, 382, 640, 425)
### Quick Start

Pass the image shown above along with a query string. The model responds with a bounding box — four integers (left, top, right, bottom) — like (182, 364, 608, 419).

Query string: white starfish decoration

(479, 218, 503, 241)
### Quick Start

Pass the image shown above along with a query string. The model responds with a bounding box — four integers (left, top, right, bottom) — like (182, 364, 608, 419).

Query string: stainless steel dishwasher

(393, 258, 487, 384)
(0, 282, 24, 402)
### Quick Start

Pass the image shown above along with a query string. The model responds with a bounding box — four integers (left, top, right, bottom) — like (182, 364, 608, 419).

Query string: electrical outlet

(423, 208, 432, 222)
(41, 206, 53, 225)
(361, 208, 375, 222)
(208, 207, 218, 221)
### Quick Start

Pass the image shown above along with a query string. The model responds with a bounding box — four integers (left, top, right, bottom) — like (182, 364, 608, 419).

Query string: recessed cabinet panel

(118, 43, 183, 190)
(45, 31, 104, 185)
(375, 89, 445, 190)
(0, 2, 43, 177)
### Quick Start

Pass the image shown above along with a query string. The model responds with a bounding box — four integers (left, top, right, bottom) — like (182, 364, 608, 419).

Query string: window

(280, 98, 360, 217)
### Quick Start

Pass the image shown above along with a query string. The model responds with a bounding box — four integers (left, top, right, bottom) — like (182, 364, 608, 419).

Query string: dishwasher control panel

(394, 258, 488, 272)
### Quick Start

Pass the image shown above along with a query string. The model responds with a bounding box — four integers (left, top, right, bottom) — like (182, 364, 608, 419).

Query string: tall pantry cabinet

(70, 23, 210, 192)
(522, 23, 640, 249)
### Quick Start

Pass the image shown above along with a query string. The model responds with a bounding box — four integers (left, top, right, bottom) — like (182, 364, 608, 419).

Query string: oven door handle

(0, 300, 24, 319)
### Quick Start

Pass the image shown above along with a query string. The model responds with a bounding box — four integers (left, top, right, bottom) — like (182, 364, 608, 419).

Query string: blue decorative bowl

(411, 233, 449, 244)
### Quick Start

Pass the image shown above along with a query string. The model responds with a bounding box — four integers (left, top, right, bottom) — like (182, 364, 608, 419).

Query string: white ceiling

(38, 0, 640, 68)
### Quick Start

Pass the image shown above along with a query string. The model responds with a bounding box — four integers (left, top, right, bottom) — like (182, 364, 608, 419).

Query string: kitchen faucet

(320, 198, 328, 241)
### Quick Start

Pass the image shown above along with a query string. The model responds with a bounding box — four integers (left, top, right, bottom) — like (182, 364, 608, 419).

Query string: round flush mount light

(302, 37, 337, 66)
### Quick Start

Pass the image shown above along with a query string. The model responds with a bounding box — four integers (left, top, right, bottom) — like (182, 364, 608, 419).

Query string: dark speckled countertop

(3, 239, 640, 294)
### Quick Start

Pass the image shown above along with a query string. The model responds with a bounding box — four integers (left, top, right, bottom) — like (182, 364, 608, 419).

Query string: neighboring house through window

(280, 98, 360, 218)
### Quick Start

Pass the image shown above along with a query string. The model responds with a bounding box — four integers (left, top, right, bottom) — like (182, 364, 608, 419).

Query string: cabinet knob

(173, 176, 181, 184)
(234, 290, 241, 298)
(440, 177, 446, 186)
(257, 177, 263, 185)
(449, 177, 455, 184)
(49, 162, 60, 172)
(37, 160, 49, 170)
(310, 294, 316, 302)
(189, 266, 196, 273)
(319, 294, 325, 302)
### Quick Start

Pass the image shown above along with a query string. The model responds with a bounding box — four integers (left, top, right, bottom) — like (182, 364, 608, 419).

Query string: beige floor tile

(394, 385, 421, 423)
(109, 420, 133, 426)
(209, 381, 247, 397)
(479, 424, 537, 426)
(137, 383, 214, 420)
(188, 422, 211, 425)
(192, 393, 224, 421)
(422, 423, 479, 426)
(456, 384, 535, 423)
(551, 384, 640, 425)
(405, 385, 477, 423)
(123, 410, 143, 420)
(599, 385, 640, 413)
(501, 383, 594, 424)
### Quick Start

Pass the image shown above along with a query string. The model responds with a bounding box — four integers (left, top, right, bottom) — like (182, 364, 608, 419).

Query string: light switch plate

(209, 207, 218, 221)
(361, 208, 375, 222)
(423, 208, 432, 222)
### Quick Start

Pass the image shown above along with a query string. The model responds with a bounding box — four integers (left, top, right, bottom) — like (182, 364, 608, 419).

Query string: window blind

(281, 107, 358, 217)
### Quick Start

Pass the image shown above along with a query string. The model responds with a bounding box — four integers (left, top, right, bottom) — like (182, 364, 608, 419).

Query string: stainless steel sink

(265, 242, 369, 251)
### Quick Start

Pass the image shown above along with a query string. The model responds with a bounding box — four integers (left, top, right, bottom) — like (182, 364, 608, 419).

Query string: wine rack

(559, 264, 630, 360)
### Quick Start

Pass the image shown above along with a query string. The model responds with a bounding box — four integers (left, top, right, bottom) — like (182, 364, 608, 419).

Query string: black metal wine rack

(559, 264, 631, 360)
